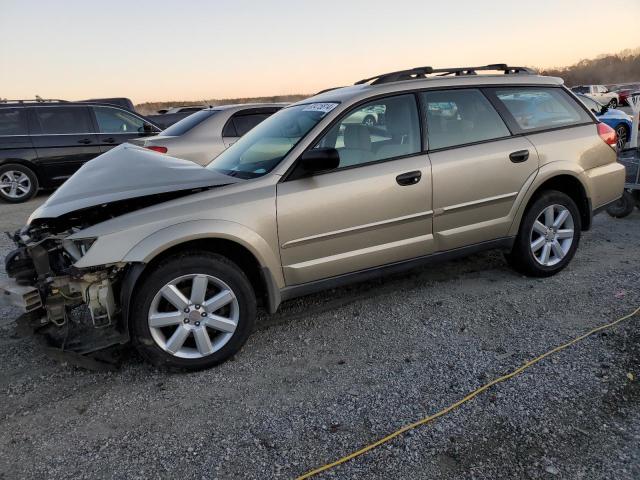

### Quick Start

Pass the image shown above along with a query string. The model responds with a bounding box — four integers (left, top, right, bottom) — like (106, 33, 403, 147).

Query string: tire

(362, 115, 376, 127)
(606, 190, 635, 218)
(507, 191, 581, 277)
(608, 98, 618, 109)
(0, 163, 39, 203)
(614, 124, 628, 151)
(131, 251, 256, 370)
(633, 191, 640, 210)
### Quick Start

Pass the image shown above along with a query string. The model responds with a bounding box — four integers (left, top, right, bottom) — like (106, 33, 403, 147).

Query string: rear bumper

(585, 161, 627, 211)
(0, 278, 42, 313)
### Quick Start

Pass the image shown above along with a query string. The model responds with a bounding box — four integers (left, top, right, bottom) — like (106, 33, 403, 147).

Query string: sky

(1, 0, 639, 104)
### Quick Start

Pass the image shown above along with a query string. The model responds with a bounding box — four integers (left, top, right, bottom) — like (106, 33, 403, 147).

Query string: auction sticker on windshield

(302, 103, 338, 114)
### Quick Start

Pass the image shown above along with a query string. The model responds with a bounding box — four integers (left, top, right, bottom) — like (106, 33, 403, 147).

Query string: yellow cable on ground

(297, 305, 640, 480)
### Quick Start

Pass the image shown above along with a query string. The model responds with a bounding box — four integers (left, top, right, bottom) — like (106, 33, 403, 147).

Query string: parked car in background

(81, 97, 136, 111)
(342, 104, 386, 126)
(129, 103, 285, 165)
(575, 94, 632, 150)
(0, 99, 161, 203)
(606, 84, 640, 106)
(571, 85, 619, 108)
(0, 64, 625, 370)
(157, 105, 207, 114)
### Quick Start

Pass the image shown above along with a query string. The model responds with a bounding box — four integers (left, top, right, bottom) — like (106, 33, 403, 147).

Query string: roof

(296, 74, 564, 107)
(210, 102, 289, 111)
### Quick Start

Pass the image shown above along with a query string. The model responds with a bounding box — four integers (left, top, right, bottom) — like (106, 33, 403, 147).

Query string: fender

(122, 219, 285, 289)
(507, 161, 590, 237)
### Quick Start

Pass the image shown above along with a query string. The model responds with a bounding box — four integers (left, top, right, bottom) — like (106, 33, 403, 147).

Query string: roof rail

(315, 86, 346, 95)
(355, 64, 535, 86)
(0, 98, 69, 104)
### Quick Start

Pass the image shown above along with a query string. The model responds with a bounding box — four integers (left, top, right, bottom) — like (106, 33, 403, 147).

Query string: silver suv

(1, 64, 625, 370)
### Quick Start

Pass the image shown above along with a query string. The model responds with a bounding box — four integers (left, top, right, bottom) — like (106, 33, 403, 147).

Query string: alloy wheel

(615, 125, 627, 150)
(530, 204, 575, 267)
(0, 170, 31, 200)
(148, 274, 239, 359)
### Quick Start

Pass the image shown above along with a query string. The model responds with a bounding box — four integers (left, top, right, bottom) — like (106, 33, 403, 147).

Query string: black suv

(0, 100, 161, 203)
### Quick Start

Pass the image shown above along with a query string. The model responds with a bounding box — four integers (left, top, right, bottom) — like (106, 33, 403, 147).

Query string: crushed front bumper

(0, 278, 42, 312)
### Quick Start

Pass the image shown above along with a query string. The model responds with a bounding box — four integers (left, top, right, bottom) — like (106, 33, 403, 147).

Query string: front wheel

(131, 252, 256, 370)
(608, 98, 618, 109)
(507, 191, 581, 277)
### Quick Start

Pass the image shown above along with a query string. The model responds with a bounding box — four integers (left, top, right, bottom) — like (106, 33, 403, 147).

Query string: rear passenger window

(491, 88, 591, 131)
(422, 89, 510, 150)
(0, 109, 28, 136)
(226, 114, 271, 137)
(314, 94, 421, 169)
(35, 107, 93, 134)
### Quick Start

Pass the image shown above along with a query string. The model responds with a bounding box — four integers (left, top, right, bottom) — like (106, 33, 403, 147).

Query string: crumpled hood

(29, 144, 238, 221)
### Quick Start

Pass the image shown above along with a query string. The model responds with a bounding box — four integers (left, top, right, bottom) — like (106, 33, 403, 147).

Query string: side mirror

(299, 148, 340, 173)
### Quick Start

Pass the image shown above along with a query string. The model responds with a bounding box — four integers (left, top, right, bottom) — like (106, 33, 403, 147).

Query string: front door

(91, 105, 160, 153)
(277, 94, 434, 285)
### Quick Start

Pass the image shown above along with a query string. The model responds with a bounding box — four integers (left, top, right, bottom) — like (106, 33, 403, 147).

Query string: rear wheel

(131, 252, 256, 370)
(0, 164, 38, 203)
(606, 190, 635, 218)
(507, 191, 581, 277)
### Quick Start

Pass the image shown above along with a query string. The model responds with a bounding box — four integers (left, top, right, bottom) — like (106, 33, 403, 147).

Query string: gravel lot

(1, 195, 639, 479)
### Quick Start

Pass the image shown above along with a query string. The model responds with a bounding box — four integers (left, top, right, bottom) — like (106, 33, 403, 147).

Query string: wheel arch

(118, 223, 284, 335)
(0, 158, 43, 186)
(510, 169, 592, 235)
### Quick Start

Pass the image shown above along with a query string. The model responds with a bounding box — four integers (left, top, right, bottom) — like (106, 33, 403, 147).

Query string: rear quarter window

(0, 108, 28, 136)
(489, 87, 592, 132)
(161, 110, 219, 136)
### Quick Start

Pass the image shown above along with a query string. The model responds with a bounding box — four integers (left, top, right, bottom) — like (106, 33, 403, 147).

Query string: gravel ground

(0, 195, 639, 480)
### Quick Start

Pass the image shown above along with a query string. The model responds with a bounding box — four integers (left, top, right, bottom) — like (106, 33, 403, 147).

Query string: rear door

(91, 105, 160, 153)
(30, 105, 100, 184)
(277, 94, 433, 285)
(422, 88, 539, 251)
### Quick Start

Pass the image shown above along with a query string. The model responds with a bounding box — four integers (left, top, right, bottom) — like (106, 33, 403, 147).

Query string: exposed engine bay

(5, 219, 126, 356)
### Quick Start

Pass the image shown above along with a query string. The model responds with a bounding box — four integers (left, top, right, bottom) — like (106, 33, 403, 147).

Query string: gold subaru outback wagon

(1, 64, 625, 370)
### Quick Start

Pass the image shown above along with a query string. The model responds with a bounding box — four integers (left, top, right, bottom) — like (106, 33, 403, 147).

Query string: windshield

(206, 103, 338, 179)
(161, 109, 219, 136)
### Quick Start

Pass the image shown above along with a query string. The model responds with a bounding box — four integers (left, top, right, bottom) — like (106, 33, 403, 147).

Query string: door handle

(103, 137, 115, 144)
(509, 150, 529, 163)
(396, 170, 422, 186)
(77, 138, 92, 145)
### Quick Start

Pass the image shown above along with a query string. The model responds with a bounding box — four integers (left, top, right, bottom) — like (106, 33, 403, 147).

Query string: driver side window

(314, 94, 421, 169)
(93, 106, 145, 133)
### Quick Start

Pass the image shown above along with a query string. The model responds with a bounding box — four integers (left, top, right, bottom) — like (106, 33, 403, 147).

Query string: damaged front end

(3, 223, 128, 355)
(1, 144, 240, 364)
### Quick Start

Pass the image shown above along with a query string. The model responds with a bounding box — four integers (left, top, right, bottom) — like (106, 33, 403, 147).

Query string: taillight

(597, 122, 617, 149)
(145, 145, 168, 154)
